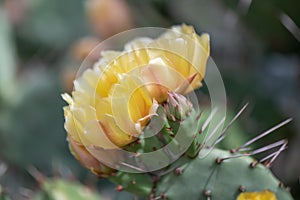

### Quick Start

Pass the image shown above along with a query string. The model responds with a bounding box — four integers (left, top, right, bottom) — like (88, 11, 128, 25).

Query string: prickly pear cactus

(154, 148, 292, 200)
(61, 24, 294, 200)
(108, 94, 293, 200)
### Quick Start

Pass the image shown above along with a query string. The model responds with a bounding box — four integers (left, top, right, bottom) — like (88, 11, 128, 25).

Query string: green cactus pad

(109, 172, 153, 196)
(155, 148, 293, 200)
(109, 104, 202, 197)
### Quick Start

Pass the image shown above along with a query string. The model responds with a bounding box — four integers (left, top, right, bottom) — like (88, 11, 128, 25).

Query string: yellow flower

(62, 74, 154, 149)
(123, 24, 210, 102)
(237, 190, 277, 200)
(62, 24, 210, 174)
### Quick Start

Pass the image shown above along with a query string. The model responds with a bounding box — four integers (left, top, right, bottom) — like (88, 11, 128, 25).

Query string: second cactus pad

(155, 148, 293, 200)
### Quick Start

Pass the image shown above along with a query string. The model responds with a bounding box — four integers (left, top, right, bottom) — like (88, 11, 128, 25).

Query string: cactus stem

(234, 118, 292, 152)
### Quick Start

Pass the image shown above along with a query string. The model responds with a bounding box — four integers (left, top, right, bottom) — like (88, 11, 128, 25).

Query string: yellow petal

(100, 114, 137, 147)
(79, 118, 120, 149)
(63, 106, 81, 143)
(68, 134, 113, 177)
(110, 74, 153, 134)
(95, 68, 119, 97)
(95, 97, 112, 120)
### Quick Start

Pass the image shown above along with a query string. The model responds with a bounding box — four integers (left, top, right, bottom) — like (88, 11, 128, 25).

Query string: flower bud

(165, 91, 193, 121)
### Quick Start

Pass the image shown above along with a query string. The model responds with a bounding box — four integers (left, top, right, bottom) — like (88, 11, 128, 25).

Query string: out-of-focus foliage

(224, 0, 300, 53)
(0, 6, 17, 103)
(14, 0, 87, 59)
(0, 0, 299, 199)
(0, 185, 11, 200)
(33, 179, 102, 200)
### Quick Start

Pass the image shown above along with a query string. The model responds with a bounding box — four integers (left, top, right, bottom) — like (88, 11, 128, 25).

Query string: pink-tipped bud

(165, 92, 193, 121)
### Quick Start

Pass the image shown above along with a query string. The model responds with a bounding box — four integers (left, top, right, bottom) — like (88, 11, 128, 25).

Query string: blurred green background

(0, 0, 299, 199)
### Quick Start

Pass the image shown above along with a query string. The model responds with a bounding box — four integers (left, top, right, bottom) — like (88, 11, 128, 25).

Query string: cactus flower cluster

(62, 24, 209, 174)
(62, 25, 293, 200)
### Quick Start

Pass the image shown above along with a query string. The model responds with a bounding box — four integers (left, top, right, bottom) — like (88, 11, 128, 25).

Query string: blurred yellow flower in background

(86, 0, 134, 38)
(62, 24, 210, 175)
